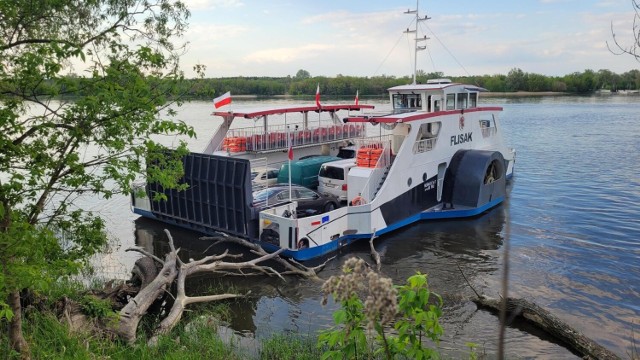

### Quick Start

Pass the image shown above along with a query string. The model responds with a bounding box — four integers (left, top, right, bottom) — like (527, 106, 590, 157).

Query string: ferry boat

(131, 3, 516, 261)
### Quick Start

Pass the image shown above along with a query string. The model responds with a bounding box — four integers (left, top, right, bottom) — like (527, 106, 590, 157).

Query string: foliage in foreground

(0, 310, 239, 360)
(0, 288, 322, 360)
(318, 257, 444, 360)
(0, 0, 199, 356)
(0, 263, 454, 360)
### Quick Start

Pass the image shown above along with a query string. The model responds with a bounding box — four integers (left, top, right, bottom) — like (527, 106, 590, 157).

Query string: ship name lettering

(450, 132, 472, 146)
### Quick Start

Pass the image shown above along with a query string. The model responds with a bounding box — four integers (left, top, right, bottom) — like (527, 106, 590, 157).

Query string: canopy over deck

(212, 104, 375, 119)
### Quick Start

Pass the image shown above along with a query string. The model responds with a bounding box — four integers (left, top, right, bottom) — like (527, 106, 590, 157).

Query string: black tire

(324, 202, 336, 212)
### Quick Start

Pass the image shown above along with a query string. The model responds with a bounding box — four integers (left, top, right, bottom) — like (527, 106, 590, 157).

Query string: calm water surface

(92, 95, 639, 358)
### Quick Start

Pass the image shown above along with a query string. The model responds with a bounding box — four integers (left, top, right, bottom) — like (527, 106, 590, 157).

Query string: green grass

(0, 308, 246, 359)
(0, 299, 328, 360)
(259, 333, 323, 360)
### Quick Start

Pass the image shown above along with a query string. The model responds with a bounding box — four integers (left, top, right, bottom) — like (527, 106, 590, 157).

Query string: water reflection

(133, 204, 575, 358)
(134, 217, 329, 335)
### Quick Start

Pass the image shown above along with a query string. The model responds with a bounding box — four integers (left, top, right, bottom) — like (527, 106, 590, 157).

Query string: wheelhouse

(388, 79, 485, 114)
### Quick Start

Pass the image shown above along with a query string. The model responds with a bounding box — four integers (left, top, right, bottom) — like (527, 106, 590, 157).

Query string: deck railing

(220, 123, 366, 153)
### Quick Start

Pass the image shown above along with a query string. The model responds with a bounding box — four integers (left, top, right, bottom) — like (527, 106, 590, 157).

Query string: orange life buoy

(351, 196, 366, 206)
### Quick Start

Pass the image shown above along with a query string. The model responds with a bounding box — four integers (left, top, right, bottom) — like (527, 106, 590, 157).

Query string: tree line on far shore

(56, 68, 640, 99)
(177, 68, 640, 98)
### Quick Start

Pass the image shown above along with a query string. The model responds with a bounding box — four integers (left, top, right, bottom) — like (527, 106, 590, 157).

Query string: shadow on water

(133, 204, 577, 358)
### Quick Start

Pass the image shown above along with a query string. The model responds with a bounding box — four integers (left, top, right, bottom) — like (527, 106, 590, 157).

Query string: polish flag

(287, 134, 294, 161)
(213, 91, 232, 108)
(315, 84, 321, 108)
(354, 90, 359, 105)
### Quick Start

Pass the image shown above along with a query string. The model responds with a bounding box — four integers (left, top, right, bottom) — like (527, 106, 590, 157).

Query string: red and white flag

(354, 90, 359, 105)
(287, 131, 294, 161)
(213, 91, 232, 108)
(315, 84, 321, 108)
(288, 142, 294, 161)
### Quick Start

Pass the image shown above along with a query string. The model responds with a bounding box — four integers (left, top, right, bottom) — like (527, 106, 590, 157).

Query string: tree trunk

(114, 250, 178, 344)
(113, 230, 332, 344)
(473, 296, 620, 360)
(8, 291, 30, 360)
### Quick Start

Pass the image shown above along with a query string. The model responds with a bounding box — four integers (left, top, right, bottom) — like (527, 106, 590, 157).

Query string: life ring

(351, 196, 366, 206)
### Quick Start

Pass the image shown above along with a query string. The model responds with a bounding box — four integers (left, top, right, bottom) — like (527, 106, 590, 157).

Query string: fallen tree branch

(473, 296, 621, 360)
(369, 229, 381, 271)
(200, 235, 329, 279)
(113, 230, 334, 345)
(456, 263, 481, 299)
(116, 239, 178, 344)
(126, 247, 164, 265)
(456, 263, 620, 359)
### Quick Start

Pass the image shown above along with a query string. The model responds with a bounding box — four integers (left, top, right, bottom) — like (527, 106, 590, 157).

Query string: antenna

(404, 0, 431, 85)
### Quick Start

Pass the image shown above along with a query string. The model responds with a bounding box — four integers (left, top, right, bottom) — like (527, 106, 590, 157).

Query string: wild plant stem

(497, 206, 512, 359)
(379, 324, 392, 360)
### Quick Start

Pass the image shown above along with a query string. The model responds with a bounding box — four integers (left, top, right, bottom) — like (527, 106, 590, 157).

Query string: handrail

(351, 138, 392, 205)
(219, 123, 366, 153)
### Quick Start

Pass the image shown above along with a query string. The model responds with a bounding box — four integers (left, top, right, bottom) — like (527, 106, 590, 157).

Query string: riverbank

(482, 91, 568, 97)
(0, 306, 322, 359)
(209, 91, 571, 101)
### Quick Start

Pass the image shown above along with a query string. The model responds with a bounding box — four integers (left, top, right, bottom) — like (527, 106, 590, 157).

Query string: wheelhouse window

(445, 94, 455, 110)
(456, 93, 468, 109)
(393, 94, 422, 111)
(469, 93, 478, 108)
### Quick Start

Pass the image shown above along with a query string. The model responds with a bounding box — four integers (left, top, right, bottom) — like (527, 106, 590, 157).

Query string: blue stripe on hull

(135, 197, 504, 262)
(260, 196, 505, 261)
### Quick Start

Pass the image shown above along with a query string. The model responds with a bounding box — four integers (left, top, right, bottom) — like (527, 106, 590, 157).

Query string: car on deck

(251, 167, 280, 190)
(251, 184, 339, 217)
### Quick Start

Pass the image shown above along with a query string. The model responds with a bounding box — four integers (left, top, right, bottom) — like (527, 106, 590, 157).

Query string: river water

(91, 95, 639, 358)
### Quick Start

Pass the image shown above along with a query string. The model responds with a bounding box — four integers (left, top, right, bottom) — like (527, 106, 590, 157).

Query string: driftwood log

(473, 296, 620, 360)
(113, 229, 329, 345)
(456, 263, 621, 359)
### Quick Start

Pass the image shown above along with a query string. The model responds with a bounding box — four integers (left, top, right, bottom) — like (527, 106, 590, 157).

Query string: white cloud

(187, 23, 247, 41)
(595, 1, 620, 8)
(243, 43, 335, 64)
(182, 0, 244, 11)
(539, 0, 572, 3)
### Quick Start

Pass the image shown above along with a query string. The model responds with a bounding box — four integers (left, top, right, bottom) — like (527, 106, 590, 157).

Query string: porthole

(422, 173, 427, 182)
(407, 178, 412, 187)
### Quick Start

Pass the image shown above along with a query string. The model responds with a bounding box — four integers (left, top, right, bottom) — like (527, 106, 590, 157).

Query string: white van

(318, 159, 356, 201)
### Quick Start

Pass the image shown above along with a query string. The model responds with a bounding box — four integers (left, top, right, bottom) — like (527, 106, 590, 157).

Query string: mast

(404, 0, 430, 85)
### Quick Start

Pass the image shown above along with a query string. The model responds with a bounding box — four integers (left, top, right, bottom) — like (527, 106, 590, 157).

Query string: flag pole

(287, 125, 292, 201)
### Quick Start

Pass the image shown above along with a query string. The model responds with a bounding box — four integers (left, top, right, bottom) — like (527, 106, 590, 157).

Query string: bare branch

(607, 0, 640, 62)
(369, 229, 381, 271)
(125, 247, 164, 265)
(200, 235, 326, 279)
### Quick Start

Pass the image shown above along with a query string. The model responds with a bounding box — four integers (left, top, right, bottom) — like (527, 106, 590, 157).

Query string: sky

(180, 0, 640, 78)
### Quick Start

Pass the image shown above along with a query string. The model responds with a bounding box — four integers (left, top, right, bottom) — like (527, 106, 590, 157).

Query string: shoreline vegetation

(57, 68, 640, 100)
(220, 91, 572, 99)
